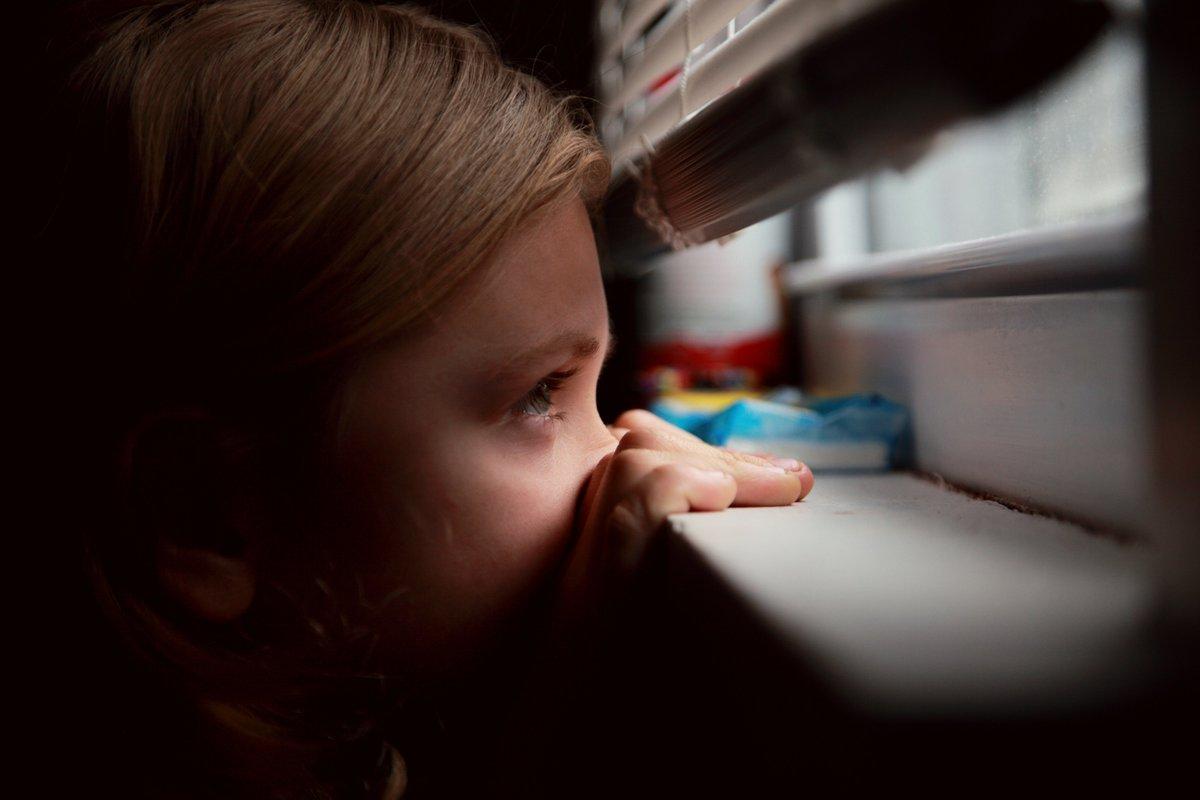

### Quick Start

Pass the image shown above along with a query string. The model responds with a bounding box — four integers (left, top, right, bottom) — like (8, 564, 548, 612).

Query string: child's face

(335, 196, 616, 675)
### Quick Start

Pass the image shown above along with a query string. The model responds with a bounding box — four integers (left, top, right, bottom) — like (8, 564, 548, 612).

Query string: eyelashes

(512, 368, 579, 421)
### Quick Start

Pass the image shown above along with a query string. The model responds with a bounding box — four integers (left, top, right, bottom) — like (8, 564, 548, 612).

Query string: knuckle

(644, 462, 689, 493)
(607, 497, 656, 575)
(608, 447, 659, 481)
(616, 427, 663, 452)
(608, 495, 647, 538)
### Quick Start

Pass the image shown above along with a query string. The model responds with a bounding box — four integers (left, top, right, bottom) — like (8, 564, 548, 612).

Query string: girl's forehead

(430, 197, 605, 357)
(361, 197, 606, 388)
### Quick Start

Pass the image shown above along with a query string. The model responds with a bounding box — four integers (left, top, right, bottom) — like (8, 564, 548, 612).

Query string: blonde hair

(74, 0, 607, 371)
(47, 1, 608, 797)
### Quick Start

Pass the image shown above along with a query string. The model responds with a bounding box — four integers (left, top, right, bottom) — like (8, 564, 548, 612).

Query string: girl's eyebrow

(490, 319, 616, 384)
(524, 330, 601, 365)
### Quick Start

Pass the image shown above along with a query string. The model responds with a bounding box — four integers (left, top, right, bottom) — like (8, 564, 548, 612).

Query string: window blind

(597, 0, 1113, 259)
(599, 0, 890, 167)
(600, 0, 763, 138)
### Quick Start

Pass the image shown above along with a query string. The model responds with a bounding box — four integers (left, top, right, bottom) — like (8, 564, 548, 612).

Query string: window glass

(810, 9, 1145, 261)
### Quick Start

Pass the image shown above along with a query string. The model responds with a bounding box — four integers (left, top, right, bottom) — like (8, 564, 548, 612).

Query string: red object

(648, 68, 680, 94)
(641, 331, 783, 386)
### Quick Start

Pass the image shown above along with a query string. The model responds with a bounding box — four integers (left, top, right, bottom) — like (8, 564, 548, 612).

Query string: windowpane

(811, 12, 1145, 260)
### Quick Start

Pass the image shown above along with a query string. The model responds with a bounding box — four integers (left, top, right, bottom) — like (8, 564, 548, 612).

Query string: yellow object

(658, 389, 762, 411)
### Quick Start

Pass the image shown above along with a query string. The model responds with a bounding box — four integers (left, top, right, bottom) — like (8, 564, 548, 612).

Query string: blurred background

(32, 0, 1197, 793)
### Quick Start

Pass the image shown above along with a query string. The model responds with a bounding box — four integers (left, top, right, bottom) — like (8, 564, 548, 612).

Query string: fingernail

(767, 457, 803, 472)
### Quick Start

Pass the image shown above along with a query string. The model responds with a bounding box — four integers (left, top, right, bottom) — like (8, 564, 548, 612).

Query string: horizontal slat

(603, 0, 755, 126)
(784, 211, 1143, 298)
(611, 0, 882, 166)
(598, 0, 672, 65)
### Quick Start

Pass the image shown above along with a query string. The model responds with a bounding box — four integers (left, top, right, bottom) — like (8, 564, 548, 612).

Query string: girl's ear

(121, 409, 263, 624)
(155, 539, 256, 624)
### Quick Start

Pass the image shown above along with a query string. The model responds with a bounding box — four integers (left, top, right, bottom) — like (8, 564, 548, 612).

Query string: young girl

(43, 1, 813, 797)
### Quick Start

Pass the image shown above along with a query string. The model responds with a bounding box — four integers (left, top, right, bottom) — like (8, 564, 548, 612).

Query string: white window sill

(666, 472, 1157, 716)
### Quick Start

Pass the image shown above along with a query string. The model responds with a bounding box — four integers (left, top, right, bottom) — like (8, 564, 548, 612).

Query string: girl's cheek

(365, 427, 597, 670)
(510, 413, 564, 445)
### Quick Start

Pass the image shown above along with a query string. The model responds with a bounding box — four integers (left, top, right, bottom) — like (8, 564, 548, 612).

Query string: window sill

(665, 472, 1157, 716)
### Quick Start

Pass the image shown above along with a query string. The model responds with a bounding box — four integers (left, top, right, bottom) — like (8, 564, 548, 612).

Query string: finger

(615, 410, 806, 488)
(616, 429, 803, 506)
(607, 463, 736, 576)
(719, 458, 804, 506)
(579, 450, 617, 525)
(613, 410, 810, 498)
(730, 448, 794, 463)
(721, 447, 800, 472)
(612, 408, 703, 443)
(724, 449, 815, 500)
(607, 425, 630, 441)
(796, 462, 815, 500)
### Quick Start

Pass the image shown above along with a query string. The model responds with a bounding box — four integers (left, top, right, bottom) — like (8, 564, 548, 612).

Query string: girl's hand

(502, 410, 814, 790)
(557, 409, 814, 626)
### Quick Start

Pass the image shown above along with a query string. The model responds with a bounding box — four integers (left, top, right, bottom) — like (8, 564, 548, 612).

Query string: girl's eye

(512, 369, 576, 421)
(517, 379, 557, 417)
